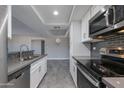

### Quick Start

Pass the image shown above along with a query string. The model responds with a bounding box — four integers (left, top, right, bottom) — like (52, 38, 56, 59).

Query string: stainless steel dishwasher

(8, 66, 30, 88)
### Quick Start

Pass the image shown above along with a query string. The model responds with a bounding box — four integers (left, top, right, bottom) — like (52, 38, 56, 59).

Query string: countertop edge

(102, 78, 115, 88)
(8, 54, 47, 76)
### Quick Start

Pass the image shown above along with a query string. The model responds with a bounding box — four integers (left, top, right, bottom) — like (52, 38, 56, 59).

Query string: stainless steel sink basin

(20, 56, 39, 61)
(30, 56, 39, 59)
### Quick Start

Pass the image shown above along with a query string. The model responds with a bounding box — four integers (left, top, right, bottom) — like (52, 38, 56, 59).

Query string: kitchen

(0, 5, 124, 88)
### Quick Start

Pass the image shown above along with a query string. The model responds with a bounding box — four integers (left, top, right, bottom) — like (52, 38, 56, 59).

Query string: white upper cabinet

(8, 5, 12, 39)
(91, 5, 105, 18)
(81, 8, 91, 42)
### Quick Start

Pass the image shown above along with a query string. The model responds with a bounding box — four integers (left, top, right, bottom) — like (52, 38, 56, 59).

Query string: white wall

(8, 35, 44, 52)
(31, 40, 41, 55)
(8, 35, 32, 52)
(12, 17, 43, 37)
(8, 36, 69, 60)
(45, 37, 69, 60)
(8, 17, 45, 53)
(8, 17, 69, 60)
(69, 21, 90, 57)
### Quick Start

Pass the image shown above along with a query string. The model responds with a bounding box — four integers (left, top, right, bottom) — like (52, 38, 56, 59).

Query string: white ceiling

(34, 5, 73, 24)
(12, 5, 90, 38)
(71, 5, 91, 21)
(12, 5, 49, 37)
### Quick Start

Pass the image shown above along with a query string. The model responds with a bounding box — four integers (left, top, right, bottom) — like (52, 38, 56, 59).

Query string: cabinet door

(81, 8, 91, 42)
(91, 5, 105, 18)
(39, 65, 43, 80)
(81, 17, 87, 42)
(85, 10, 91, 41)
(41, 57, 47, 76)
(73, 63, 77, 87)
(30, 59, 43, 88)
(44, 57, 47, 73)
(41, 59, 46, 77)
(30, 57, 47, 88)
(43, 56, 47, 74)
(70, 58, 73, 77)
(30, 66, 40, 88)
(70, 58, 77, 87)
(70, 58, 74, 78)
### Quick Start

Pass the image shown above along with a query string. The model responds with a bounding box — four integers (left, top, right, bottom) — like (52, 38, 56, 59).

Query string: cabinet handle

(112, 6, 116, 25)
(104, 9, 110, 27)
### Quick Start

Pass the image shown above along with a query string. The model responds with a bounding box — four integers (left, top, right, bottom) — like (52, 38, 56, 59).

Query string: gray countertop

(73, 56, 101, 65)
(73, 56, 101, 60)
(8, 54, 47, 75)
(102, 77, 124, 88)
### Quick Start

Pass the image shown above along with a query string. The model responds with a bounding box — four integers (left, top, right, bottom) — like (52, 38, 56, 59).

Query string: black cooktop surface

(73, 56, 124, 78)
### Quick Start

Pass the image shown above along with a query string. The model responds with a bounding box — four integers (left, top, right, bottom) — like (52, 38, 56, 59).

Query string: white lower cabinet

(30, 66, 41, 88)
(70, 58, 77, 87)
(30, 56, 47, 88)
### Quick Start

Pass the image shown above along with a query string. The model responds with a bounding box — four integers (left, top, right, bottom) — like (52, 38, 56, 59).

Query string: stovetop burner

(91, 58, 124, 77)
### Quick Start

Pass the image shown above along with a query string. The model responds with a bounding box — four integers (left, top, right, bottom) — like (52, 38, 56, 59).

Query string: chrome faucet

(19, 44, 29, 61)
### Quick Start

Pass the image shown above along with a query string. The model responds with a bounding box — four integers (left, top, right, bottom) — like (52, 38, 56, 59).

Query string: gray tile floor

(38, 60, 76, 88)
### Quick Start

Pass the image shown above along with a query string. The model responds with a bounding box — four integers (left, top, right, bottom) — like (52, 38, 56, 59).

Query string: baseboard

(47, 58, 69, 60)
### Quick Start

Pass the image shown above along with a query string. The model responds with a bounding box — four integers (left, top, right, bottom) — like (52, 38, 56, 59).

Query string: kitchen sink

(20, 56, 40, 61)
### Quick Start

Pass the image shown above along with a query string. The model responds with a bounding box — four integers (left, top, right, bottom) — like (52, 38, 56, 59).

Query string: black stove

(91, 55, 124, 77)
(75, 47, 124, 88)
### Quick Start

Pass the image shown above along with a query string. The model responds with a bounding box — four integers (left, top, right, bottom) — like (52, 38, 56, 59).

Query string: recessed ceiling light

(53, 11, 59, 16)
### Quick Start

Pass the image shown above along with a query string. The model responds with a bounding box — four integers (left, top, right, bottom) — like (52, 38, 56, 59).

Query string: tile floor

(38, 60, 75, 88)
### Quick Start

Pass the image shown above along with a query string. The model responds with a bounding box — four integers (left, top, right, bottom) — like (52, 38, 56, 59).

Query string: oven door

(89, 12, 108, 34)
(77, 65, 99, 88)
(113, 5, 124, 24)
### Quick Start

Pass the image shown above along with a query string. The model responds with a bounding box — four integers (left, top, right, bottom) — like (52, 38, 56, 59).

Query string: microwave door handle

(112, 6, 116, 25)
(105, 10, 109, 27)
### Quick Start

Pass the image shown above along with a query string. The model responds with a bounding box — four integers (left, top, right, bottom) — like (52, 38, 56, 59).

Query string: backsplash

(91, 34, 124, 58)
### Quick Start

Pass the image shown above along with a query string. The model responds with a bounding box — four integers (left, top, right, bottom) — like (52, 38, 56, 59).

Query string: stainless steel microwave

(89, 5, 124, 37)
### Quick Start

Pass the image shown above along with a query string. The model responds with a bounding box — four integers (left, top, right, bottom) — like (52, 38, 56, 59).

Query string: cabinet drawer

(31, 59, 42, 70)
(30, 64, 40, 73)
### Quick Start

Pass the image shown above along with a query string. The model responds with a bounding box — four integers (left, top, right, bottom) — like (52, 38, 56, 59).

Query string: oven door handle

(112, 6, 116, 25)
(77, 65, 99, 87)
